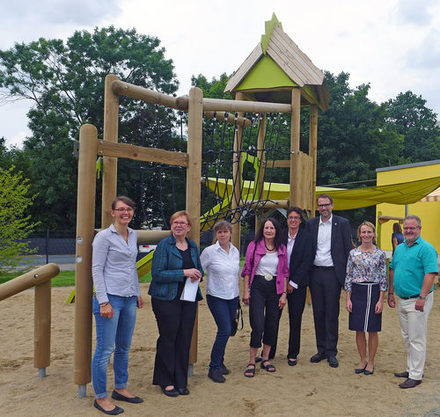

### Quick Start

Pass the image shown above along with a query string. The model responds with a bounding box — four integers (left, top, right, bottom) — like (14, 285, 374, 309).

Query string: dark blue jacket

(149, 234, 203, 301)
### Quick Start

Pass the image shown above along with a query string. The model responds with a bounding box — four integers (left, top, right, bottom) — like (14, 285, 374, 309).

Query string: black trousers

(269, 286, 307, 359)
(249, 275, 280, 348)
(151, 297, 197, 388)
(309, 266, 341, 357)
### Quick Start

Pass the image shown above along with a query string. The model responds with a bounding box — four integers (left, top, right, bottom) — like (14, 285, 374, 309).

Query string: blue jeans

(206, 294, 239, 369)
(92, 294, 137, 398)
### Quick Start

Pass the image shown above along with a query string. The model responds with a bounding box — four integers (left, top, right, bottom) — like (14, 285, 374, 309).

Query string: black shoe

(287, 358, 298, 366)
(160, 386, 179, 397)
(394, 371, 409, 378)
(177, 387, 190, 395)
(399, 378, 422, 389)
(310, 353, 326, 363)
(255, 356, 263, 363)
(219, 363, 230, 375)
(208, 367, 226, 383)
(111, 390, 143, 403)
(355, 363, 368, 374)
(328, 355, 339, 368)
(363, 367, 374, 375)
(93, 400, 124, 415)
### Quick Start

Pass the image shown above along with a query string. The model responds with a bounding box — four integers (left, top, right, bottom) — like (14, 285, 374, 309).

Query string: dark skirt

(349, 283, 382, 332)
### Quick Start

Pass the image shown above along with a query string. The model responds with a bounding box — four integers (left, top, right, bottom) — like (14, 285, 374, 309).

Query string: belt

(313, 265, 334, 270)
(255, 274, 277, 282)
(399, 290, 432, 300)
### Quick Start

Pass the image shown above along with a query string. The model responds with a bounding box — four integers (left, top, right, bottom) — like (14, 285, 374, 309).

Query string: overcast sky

(1, 0, 440, 147)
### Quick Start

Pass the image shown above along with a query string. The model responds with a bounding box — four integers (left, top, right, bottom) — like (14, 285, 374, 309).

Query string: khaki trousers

(398, 292, 433, 380)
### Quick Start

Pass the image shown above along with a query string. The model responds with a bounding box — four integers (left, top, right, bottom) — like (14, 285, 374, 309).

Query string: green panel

(236, 55, 297, 91)
(261, 13, 282, 54)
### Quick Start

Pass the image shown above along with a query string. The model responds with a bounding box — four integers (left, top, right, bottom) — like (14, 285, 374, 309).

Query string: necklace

(265, 242, 275, 252)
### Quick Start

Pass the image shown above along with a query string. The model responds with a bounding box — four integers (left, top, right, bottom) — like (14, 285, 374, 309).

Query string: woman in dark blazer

(284, 206, 314, 365)
(149, 210, 203, 397)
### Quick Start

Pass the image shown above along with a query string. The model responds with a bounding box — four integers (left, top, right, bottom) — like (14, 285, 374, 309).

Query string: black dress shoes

(161, 386, 179, 397)
(177, 387, 190, 395)
(111, 390, 143, 403)
(219, 363, 230, 375)
(310, 353, 326, 363)
(93, 400, 124, 415)
(327, 355, 339, 368)
(394, 371, 409, 378)
(399, 378, 422, 389)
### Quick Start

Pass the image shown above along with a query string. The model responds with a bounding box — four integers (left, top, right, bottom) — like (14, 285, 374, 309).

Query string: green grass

(0, 270, 152, 287)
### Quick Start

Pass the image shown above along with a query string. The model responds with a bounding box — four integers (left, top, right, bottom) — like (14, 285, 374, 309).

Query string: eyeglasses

(114, 207, 134, 213)
(317, 203, 331, 208)
(288, 216, 301, 221)
(403, 226, 419, 231)
(173, 221, 188, 226)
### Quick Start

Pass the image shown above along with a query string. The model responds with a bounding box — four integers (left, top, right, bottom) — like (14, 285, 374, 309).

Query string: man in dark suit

(307, 194, 352, 368)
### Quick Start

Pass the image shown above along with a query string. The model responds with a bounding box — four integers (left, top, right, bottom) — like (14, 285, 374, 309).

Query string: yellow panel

(236, 55, 297, 91)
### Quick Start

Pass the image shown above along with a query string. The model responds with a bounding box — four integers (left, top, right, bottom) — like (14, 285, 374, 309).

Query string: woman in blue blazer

(149, 210, 203, 397)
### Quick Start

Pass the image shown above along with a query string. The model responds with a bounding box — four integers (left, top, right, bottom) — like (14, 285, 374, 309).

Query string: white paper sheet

(180, 278, 199, 302)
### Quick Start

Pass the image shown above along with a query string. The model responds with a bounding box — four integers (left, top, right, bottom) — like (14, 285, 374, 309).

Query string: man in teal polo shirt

(388, 215, 438, 389)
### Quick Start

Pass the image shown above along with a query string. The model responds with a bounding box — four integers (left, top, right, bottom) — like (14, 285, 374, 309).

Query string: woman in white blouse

(200, 220, 240, 383)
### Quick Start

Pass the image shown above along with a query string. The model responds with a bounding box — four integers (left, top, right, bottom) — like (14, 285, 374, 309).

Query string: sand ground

(1, 282, 440, 417)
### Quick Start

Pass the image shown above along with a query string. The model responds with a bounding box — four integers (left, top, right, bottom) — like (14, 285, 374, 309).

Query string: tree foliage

(0, 26, 180, 230)
(0, 167, 39, 272)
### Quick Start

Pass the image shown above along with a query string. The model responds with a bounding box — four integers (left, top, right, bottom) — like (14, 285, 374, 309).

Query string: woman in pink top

(241, 218, 289, 377)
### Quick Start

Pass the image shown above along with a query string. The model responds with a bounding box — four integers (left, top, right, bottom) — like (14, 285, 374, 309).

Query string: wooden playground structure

(73, 14, 329, 396)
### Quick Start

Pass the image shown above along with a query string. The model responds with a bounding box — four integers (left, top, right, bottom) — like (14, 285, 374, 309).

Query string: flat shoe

(177, 387, 190, 395)
(244, 363, 256, 378)
(288, 358, 297, 367)
(161, 386, 179, 397)
(310, 353, 326, 363)
(260, 360, 276, 372)
(93, 400, 124, 415)
(394, 371, 409, 378)
(111, 390, 143, 403)
(355, 363, 368, 374)
(364, 368, 374, 375)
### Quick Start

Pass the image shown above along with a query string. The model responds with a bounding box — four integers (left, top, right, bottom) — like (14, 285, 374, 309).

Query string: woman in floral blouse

(345, 221, 387, 376)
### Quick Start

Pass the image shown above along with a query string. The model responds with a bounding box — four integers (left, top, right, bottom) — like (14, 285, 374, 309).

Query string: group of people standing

(90, 194, 438, 415)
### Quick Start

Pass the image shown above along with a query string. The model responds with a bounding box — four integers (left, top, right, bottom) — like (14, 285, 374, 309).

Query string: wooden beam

(98, 140, 188, 167)
(266, 160, 290, 168)
(241, 199, 289, 209)
(203, 97, 291, 114)
(309, 105, 318, 215)
(102, 75, 119, 228)
(112, 79, 188, 111)
(290, 88, 301, 207)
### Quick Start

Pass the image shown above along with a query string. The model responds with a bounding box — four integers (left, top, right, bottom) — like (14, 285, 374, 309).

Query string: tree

(0, 167, 39, 272)
(0, 27, 180, 230)
(385, 91, 440, 162)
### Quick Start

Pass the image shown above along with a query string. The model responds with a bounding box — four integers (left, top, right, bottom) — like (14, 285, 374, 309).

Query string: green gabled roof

(261, 13, 282, 55)
(236, 55, 297, 91)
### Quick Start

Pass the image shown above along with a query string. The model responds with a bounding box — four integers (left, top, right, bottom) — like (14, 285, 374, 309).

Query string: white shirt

(314, 215, 334, 267)
(255, 252, 278, 276)
(287, 231, 298, 289)
(200, 241, 240, 299)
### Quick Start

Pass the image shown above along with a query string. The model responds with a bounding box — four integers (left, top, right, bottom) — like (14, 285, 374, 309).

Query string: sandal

(261, 360, 276, 372)
(244, 363, 256, 378)
(288, 358, 297, 367)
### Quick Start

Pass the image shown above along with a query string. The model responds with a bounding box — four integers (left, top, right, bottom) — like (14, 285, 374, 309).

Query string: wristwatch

(418, 295, 426, 300)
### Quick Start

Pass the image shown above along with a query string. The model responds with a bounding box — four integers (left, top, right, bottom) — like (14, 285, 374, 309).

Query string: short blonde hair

(213, 220, 232, 233)
(170, 210, 191, 227)
(357, 221, 376, 242)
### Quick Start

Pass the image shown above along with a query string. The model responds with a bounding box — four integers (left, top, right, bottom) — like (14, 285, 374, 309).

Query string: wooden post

(74, 124, 98, 396)
(186, 87, 203, 367)
(309, 105, 318, 217)
(34, 281, 51, 376)
(102, 74, 119, 228)
(255, 113, 267, 233)
(232, 92, 245, 250)
(289, 88, 301, 207)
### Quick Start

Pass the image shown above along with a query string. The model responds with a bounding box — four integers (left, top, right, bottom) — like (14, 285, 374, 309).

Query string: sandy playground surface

(2, 281, 440, 417)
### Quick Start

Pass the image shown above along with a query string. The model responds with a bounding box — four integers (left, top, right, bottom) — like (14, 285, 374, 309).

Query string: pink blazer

(241, 239, 289, 295)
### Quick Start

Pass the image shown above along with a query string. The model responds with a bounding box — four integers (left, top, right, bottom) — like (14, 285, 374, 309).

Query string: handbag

(231, 301, 244, 336)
